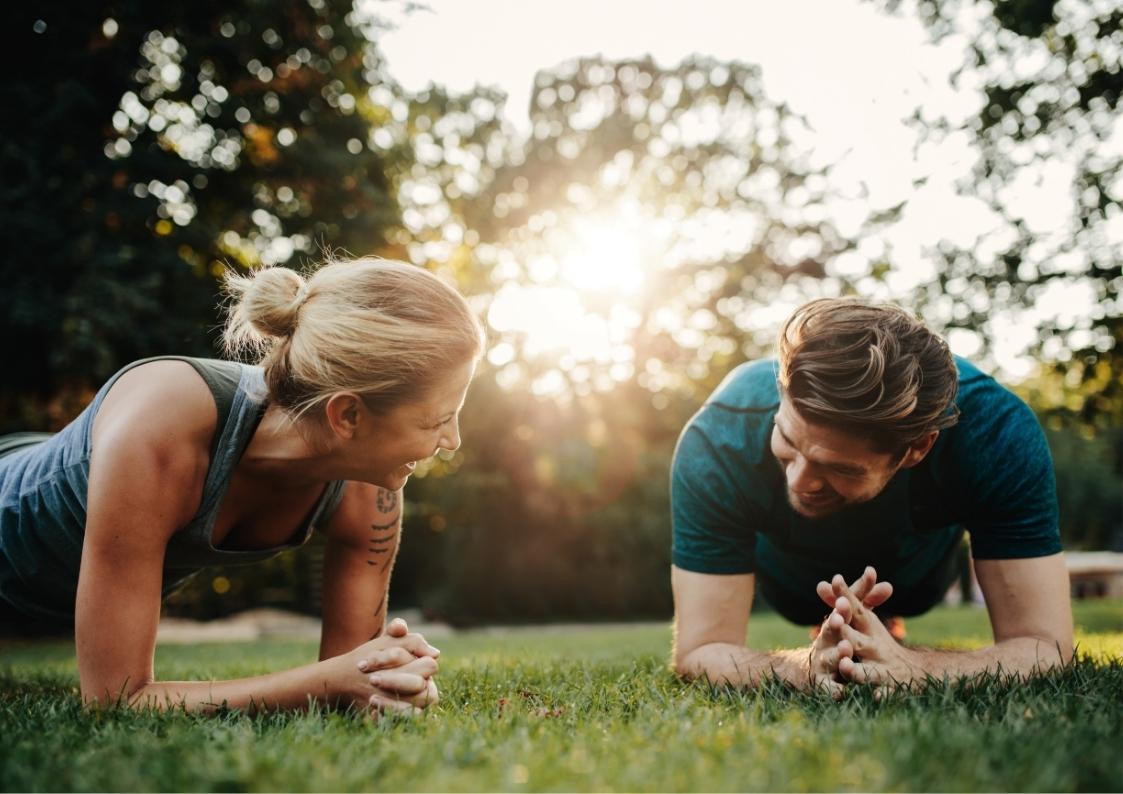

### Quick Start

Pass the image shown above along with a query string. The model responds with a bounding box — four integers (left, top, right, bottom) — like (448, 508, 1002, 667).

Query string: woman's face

(351, 358, 477, 490)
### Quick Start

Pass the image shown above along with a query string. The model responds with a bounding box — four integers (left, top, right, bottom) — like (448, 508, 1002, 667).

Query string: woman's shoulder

(92, 359, 220, 460)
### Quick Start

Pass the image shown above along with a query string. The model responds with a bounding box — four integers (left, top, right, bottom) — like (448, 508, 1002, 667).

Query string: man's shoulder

(930, 356, 1050, 491)
(675, 359, 778, 469)
(950, 356, 1035, 435)
(705, 358, 781, 415)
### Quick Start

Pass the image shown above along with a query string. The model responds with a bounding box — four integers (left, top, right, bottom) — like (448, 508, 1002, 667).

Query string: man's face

(769, 397, 909, 519)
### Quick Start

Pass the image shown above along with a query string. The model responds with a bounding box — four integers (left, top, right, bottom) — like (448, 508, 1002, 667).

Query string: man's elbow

(1020, 633, 1074, 668)
(672, 645, 701, 680)
(1052, 635, 1075, 666)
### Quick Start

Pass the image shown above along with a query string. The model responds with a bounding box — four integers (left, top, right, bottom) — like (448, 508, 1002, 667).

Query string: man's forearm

(905, 636, 1072, 682)
(677, 642, 811, 689)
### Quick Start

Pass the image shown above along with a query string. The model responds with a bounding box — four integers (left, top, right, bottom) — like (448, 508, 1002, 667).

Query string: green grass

(2, 602, 1122, 792)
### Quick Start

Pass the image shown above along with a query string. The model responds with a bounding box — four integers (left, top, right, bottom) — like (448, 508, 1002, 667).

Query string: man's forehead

(775, 397, 884, 465)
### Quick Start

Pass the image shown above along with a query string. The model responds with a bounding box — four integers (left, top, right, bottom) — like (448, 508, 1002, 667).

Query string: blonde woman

(0, 258, 483, 715)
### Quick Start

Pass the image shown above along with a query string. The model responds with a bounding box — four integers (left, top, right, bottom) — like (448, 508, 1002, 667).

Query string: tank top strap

(177, 358, 243, 457)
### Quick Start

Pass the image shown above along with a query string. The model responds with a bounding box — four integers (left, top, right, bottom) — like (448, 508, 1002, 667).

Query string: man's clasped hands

(808, 565, 925, 698)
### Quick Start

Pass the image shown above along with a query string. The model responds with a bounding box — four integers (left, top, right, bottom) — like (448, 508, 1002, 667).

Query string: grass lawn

(2, 600, 1121, 792)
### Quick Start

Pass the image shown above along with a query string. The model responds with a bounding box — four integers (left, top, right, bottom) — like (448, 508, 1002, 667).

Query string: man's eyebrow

(774, 416, 868, 475)
(829, 462, 868, 476)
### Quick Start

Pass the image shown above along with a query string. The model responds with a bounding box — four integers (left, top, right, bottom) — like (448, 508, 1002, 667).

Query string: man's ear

(323, 392, 365, 440)
(900, 431, 939, 469)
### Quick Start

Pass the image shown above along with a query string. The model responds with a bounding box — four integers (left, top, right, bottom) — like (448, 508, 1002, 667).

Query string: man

(671, 298, 1072, 695)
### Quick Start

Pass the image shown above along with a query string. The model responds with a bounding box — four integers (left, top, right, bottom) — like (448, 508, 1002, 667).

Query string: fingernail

(357, 660, 368, 671)
(370, 675, 383, 685)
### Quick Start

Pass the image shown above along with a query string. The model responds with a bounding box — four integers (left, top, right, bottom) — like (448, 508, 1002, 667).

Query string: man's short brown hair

(777, 298, 960, 454)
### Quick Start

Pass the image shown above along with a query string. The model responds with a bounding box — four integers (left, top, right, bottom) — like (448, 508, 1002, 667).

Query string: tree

(399, 55, 892, 621)
(3, 0, 413, 429)
(878, 0, 1122, 429)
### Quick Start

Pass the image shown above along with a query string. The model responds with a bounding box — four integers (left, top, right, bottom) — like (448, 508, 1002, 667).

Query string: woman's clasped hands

(340, 617, 441, 717)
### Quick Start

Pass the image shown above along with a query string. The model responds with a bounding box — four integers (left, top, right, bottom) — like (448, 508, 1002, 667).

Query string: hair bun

(243, 267, 308, 338)
(222, 266, 308, 355)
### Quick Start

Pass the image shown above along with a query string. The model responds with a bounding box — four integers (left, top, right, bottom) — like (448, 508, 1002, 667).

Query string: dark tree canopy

(3, 0, 412, 427)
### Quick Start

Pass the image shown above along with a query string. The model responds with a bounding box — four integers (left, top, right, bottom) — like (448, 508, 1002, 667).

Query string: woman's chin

(374, 462, 417, 489)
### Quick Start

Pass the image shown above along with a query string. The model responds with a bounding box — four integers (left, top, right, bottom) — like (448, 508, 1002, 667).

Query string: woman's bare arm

(318, 482, 403, 661)
(77, 362, 435, 714)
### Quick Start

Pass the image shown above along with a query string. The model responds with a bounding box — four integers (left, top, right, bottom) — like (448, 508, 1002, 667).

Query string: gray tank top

(0, 357, 347, 625)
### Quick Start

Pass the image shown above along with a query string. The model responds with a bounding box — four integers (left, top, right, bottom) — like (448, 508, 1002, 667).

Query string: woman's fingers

(368, 693, 420, 717)
(395, 655, 440, 678)
(395, 633, 441, 659)
(357, 646, 415, 672)
(385, 617, 409, 637)
(369, 671, 430, 696)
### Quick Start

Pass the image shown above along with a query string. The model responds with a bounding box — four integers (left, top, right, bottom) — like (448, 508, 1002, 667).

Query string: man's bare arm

(671, 566, 892, 693)
(834, 554, 1073, 686)
(672, 566, 809, 687)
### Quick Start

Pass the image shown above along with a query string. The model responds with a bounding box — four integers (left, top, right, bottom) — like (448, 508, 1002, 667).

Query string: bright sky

(375, 0, 1083, 380)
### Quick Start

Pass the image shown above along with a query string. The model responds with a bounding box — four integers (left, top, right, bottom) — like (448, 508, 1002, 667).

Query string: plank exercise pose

(0, 258, 483, 714)
(671, 298, 1073, 695)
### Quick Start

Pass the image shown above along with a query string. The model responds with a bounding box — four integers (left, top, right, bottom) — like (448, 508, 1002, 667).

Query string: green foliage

(386, 53, 885, 622)
(880, 0, 1123, 426)
(2, 0, 414, 430)
(2, 603, 1122, 791)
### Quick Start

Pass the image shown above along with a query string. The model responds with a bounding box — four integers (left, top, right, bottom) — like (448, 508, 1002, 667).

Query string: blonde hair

(777, 298, 959, 453)
(223, 257, 485, 418)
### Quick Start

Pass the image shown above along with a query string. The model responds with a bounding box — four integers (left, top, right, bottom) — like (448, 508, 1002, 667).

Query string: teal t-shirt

(671, 357, 1060, 620)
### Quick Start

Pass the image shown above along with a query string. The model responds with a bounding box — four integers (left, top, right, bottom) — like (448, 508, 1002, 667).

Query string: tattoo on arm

(369, 594, 387, 639)
(368, 521, 398, 565)
(375, 489, 398, 514)
(365, 496, 399, 635)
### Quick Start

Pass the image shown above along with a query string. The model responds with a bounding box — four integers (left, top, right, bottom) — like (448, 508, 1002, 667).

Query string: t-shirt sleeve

(957, 391, 1061, 560)
(670, 424, 757, 574)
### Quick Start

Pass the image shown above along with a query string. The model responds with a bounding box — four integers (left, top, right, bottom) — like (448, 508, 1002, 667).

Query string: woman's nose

(439, 418, 462, 453)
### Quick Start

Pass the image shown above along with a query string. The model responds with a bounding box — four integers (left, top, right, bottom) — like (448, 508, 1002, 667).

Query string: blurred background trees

(5, 0, 1120, 622)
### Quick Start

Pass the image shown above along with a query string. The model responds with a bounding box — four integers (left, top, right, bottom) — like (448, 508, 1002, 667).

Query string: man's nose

(787, 456, 823, 493)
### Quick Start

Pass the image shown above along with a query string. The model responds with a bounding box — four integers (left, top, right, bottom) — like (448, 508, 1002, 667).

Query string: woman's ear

(323, 392, 365, 440)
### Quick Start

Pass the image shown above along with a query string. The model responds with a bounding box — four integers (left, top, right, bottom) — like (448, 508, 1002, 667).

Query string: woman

(0, 257, 484, 715)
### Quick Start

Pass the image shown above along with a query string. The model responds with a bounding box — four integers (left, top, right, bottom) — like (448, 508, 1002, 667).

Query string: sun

(557, 219, 646, 295)
(485, 212, 652, 395)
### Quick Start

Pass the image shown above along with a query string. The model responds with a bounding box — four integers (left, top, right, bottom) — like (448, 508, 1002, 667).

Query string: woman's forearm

(93, 654, 355, 714)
